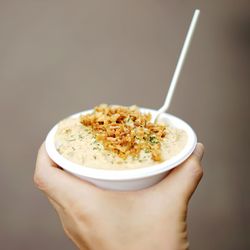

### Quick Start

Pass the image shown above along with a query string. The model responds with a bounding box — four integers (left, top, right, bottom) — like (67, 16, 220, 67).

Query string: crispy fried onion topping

(80, 104, 167, 161)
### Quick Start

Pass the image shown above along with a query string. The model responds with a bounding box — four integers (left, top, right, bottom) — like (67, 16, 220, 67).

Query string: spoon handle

(154, 9, 200, 122)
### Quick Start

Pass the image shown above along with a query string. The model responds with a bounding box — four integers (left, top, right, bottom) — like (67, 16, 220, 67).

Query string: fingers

(157, 143, 204, 204)
(192, 143, 204, 162)
(34, 143, 99, 207)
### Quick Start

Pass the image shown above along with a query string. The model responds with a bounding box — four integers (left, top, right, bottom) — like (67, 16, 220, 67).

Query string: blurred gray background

(0, 0, 249, 249)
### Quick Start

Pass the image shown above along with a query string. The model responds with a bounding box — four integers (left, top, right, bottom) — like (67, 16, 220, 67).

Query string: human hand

(34, 143, 204, 250)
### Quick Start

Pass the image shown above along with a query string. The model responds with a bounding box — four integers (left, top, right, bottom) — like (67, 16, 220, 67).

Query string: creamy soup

(54, 105, 187, 169)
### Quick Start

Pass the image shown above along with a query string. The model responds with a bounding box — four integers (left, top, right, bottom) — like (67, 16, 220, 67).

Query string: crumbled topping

(80, 104, 167, 161)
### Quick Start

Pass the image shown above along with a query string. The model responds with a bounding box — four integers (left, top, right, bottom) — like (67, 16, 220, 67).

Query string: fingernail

(194, 143, 204, 161)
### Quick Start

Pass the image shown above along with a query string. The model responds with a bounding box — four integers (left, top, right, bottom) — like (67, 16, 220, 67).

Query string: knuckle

(33, 170, 47, 191)
(33, 171, 41, 188)
(189, 159, 203, 179)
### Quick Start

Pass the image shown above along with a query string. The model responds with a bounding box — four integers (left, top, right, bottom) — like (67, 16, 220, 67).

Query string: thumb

(159, 143, 204, 204)
(34, 143, 100, 207)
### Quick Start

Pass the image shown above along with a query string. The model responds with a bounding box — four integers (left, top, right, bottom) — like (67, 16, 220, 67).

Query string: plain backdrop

(0, 1, 249, 249)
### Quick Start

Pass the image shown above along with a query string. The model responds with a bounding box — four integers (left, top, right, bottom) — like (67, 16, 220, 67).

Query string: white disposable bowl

(45, 108, 197, 191)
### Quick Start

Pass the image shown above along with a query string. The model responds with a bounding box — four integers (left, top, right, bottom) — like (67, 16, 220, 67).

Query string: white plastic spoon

(153, 9, 200, 123)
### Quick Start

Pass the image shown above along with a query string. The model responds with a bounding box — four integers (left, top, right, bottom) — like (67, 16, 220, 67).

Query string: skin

(34, 143, 204, 250)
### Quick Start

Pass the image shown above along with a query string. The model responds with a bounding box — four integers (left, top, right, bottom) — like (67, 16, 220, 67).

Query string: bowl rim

(45, 107, 197, 181)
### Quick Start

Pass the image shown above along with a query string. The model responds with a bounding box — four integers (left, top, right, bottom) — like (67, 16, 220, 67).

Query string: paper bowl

(45, 108, 197, 191)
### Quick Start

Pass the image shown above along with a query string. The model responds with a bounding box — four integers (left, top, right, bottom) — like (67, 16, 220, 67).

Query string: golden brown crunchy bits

(80, 104, 167, 161)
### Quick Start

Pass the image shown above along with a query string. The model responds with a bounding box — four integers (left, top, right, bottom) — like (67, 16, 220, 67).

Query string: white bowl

(45, 108, 197, 191)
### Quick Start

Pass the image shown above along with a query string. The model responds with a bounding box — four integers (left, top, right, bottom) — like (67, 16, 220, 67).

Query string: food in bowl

(54, 104, 187, 170)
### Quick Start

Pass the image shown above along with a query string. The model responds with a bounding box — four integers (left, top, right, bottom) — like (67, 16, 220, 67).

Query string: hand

(34, 143, 204, 250)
